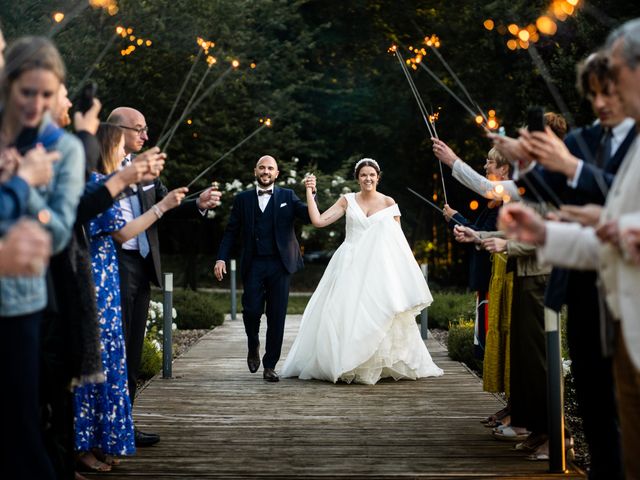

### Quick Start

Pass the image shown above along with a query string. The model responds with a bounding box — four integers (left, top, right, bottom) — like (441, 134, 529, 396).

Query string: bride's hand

(304, 174, 316, 193)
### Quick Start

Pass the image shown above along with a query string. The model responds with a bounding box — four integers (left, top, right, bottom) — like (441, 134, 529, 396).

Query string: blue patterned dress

(73, 172, 135, 455)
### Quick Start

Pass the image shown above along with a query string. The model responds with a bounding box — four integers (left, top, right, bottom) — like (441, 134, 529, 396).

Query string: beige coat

(538, 137, 640, 370)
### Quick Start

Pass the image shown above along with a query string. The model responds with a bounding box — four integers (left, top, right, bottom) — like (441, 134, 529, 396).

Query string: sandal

(525, 440, 575, 461)
(492, 425, 531, 442)
(514, 432, 548, 452)
(76, 452, 112, 473)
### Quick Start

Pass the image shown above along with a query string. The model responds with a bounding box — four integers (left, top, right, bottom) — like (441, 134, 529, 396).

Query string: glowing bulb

(116, 26, 124, 34)
(502, 194, 512, 203)
(53, 12, 65, 23)
(507, 39, 518, 50)
(488, 109, 496, 116)
(232, 59, 240, 68)
(567, 0, 579, 5)
(507, 24, 519, 36)
(432, 193, 438, 202)
(494, 184, 505, 195)
(475, 115, 484, 124)
(483, 19, 495, 30)
(536, 15, 557, 35)
(518, 30, 530, 42)
(146, 40, 152, 47)
(469, 200, 479, 211)
(137, 38, 143, 46)
(127, 28, 133, 34)
(250, 62, 257, 69)
(487, 118, 498, 129)
(187, 119, 192, 125)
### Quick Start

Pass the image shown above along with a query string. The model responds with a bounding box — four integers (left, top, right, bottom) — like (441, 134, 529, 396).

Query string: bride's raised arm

(304, 174, 347, 228)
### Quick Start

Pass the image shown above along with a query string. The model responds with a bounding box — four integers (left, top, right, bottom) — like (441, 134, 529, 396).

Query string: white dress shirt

(118, 155, 139, 251)
(256, 185, 273, 212)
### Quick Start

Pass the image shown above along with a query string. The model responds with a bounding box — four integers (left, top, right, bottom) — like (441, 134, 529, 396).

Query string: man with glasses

(106, 107, 221, 447)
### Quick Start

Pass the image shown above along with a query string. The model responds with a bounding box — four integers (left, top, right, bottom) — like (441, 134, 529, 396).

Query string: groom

(214, 155, 311, 382)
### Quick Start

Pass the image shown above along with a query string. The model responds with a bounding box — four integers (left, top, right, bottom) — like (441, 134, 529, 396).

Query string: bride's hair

(354, 158, 381, 179)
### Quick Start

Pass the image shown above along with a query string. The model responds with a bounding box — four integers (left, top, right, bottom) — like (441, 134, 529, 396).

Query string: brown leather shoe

(263, 368, 279, 382)
(247, 345, 260, 373)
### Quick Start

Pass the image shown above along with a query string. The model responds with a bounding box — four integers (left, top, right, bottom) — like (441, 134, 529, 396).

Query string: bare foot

(77, 451, 112, 472)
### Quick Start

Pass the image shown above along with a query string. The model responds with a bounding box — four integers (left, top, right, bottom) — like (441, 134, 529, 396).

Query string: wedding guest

(0, 35, 84, 480)
(0, 219, 51, 276)
(73, 123, 178, 472)
(105, 107, 220, 446)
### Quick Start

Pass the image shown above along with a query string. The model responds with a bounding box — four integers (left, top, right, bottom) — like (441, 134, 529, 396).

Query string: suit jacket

(134, 177, 203, 286)
(538, 137, 640, 370)
(519, 121, 636, 310)
(216, 187, 311, 277)
(452, 202, 499, 291)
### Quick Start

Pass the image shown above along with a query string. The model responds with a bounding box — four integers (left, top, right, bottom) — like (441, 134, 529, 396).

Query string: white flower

(301, 230, 310, 240)
(292, 157, 299, 163)
(289, 170, 297, 177)
(279, 181, 285, 185)
(172, 308, 177, 319)
(151, 339, 161, 351)
(287, 177, 296, 184)
(329, 231, 336, 237)
(149, 310, 156, 320)
(342, 186, 351, 194)
(331, 180, 338, 187)
(562, 359, 572, 376)
(172, 323, 177, 331)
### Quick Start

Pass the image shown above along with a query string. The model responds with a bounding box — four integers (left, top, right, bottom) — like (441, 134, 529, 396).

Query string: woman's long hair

(96, 123, 124, 174)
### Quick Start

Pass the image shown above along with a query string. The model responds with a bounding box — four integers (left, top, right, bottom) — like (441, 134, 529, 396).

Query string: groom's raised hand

(214, 260, 226, 281)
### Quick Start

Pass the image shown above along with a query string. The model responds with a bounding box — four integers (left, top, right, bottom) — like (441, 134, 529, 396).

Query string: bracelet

(151, 204, 163, 219)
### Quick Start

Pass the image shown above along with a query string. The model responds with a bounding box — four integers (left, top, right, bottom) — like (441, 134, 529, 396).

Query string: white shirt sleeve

(451, 159, 521, 201)
(537, 221, 600, 270)
(567, 159, 584, 189)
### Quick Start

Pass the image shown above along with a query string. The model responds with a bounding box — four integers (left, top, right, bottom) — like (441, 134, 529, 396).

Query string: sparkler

(158, 63, 236, 152)
(157, 42, 207, 142)
(391, 45, 448, 203)
(184, 118, 273, 198)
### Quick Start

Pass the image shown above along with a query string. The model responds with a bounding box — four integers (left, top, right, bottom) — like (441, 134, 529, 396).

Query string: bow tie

(258, 189, 273, 196)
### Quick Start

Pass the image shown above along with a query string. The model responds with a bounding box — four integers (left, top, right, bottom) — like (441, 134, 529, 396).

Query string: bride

(281, 158, 443, 384)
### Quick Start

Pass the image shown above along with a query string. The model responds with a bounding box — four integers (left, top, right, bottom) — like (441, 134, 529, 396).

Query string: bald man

(215, 155, 311, 382)
(106, 107, 221, 446)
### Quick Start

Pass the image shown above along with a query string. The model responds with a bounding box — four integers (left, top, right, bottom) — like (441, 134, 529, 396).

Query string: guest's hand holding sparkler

(443, 204, 458, 222)
(2, 145, 59, 186)
(431, 138, 458, 168)
(196, 182, 222, 210)
(487, 132, 530, 168)
(621, 226, 640, 266)
(596, 219, 621, 246)
(557, 204, 603, 227)
(481, 237, 507, 253)
(453, 225, 480, 244)
(133, 146, 166, 182)
(498, 203, 546, 245)
(73, 98, 102, 135)
(519, 126, 579, 179)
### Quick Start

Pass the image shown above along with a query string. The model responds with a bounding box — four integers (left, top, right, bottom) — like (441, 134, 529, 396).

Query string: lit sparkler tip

(387, 44, 397, 53)
(494, 184, 505, 195)
(231, 59, 240, 68)
(259, 118, 273, 127)
(53, 12, 65, 23)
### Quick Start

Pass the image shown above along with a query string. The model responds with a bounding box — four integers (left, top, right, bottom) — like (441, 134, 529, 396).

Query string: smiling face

(6, 68, 60, 129)
(254, 155, 279, 187)
(357, 165, 379, 193)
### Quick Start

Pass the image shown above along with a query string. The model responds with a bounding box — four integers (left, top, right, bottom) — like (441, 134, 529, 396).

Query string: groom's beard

(256, 175, 276, 188)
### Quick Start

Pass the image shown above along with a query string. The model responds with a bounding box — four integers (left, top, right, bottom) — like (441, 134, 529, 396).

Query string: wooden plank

(85, 315, 583, 479)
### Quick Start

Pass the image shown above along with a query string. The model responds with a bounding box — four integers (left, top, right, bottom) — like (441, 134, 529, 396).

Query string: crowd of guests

(2, 14, 640, 480)
(0, 31, 221, 479)
(431, 18, 640, 480)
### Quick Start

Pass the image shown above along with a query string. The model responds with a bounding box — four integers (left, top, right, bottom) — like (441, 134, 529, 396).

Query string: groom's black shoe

(263, 368, 279, 382)
(247, 345, 260, 373)
(134, 428, 160, 447)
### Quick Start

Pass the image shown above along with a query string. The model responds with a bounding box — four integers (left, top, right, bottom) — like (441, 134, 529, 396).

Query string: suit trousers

(242, 256, 291, 369)
(118, 250, 152, 402)
(566, 272, 623, 480)
(613, 323, 640, 480)
(1, 311, 55, 480)
(509, 274, 549, 434)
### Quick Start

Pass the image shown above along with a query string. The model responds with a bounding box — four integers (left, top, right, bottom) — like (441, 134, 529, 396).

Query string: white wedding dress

(281, 193, 443, 384)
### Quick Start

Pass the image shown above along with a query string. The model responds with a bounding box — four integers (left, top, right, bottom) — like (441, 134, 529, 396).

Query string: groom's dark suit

(217, 187, 311, 369)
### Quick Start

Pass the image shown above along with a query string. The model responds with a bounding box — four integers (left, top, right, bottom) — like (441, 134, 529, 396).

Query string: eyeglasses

(119, 125, 149, 135)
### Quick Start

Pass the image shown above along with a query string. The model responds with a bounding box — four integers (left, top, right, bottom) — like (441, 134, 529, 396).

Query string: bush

(429, 291, 476, 330)
(152, 289, 225, 330)
(447, 318, 483, 374)
(139, 337, 162, 381)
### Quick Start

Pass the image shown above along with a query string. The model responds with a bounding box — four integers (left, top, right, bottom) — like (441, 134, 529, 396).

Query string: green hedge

(429, 291, 476, 330)
(152, 289, 225, 330)
(139, 337, 162, 381)
(447, 319, 483, 374)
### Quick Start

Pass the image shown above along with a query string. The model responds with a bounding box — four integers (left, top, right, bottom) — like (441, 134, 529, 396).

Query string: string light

(53, 12, 65, 23)
(89, 0, 119, 16)
(118, 26, 154, 57)
(469, 200, 479, 210)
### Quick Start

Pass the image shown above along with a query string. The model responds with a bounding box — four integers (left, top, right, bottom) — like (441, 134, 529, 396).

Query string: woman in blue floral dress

(74, 124, 186, 472)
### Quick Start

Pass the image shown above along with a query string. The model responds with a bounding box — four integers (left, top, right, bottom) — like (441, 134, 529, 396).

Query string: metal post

(545, 307, 566, 473)
(162, 273, 173, 379)
(230, 259, 237, 320)
(420, 264, 429, 339)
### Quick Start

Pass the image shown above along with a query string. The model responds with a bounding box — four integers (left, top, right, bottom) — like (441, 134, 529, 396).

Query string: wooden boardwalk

(88, 315, 584, 479)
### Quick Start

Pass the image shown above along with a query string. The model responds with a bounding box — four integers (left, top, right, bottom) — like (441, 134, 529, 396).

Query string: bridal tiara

(354, 158, 380, 173)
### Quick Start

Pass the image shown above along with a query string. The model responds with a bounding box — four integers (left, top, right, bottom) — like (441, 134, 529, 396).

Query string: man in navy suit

(214, 155, 311, 382)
